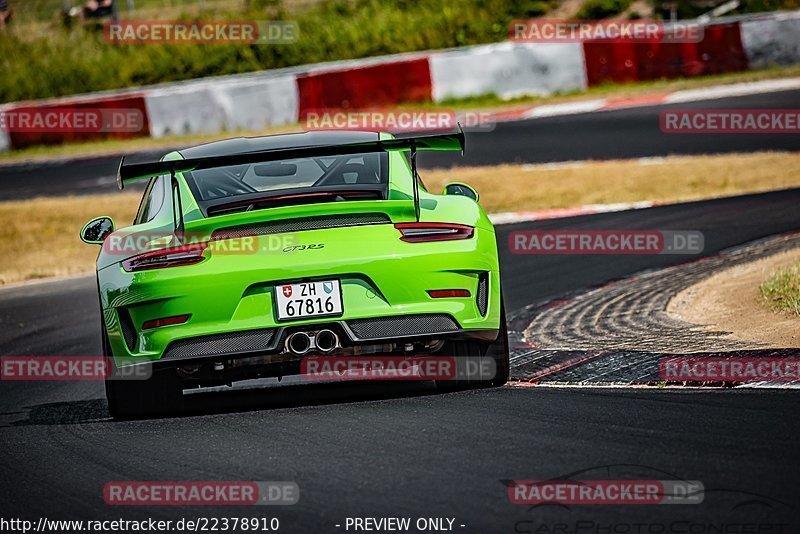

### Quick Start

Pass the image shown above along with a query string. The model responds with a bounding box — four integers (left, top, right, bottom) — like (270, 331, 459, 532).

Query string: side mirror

(80, 216, 115, 245)
(443, 182, 479, 202)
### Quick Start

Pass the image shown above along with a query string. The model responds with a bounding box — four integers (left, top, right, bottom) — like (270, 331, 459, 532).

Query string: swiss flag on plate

(282, 286, 292, 298)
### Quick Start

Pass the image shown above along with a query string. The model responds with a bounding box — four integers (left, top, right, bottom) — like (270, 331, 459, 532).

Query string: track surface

(1, 189, 799, 530)
(1, 89, 798, 200)
(2, 87, 799, 529)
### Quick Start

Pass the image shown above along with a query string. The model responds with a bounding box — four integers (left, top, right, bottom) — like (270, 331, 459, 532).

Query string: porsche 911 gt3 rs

(81, 129, 508, 417)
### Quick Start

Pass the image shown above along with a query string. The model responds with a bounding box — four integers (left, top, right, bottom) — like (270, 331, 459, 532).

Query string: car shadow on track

(1, 379, 458, 426)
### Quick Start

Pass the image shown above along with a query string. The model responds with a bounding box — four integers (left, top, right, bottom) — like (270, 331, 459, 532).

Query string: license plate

(275, 280, 343, 321)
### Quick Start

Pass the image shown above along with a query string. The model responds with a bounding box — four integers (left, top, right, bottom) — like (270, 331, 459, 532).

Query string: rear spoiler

(116, 127, 465, 189)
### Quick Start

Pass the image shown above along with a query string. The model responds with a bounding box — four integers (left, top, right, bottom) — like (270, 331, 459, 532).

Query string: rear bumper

(118, 317, 501, 389)
(162, 314, 476, 363)
(124, 314, 499, 369)
(99, 224, 501, 366)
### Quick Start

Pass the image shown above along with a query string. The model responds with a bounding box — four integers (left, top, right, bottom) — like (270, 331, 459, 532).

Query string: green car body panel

(91, 132, 502, 371)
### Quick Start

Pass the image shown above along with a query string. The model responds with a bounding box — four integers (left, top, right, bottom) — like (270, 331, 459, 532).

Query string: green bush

(651, 0, 798, 19)
(575, 0, 633, 19)
(514, 0, 559, 17)
(0, 0, 538, 103)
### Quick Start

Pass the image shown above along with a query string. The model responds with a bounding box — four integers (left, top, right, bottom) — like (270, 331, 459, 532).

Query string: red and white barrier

(145, 84, 230, 138)
(582, 21, 748, 85)
(297, 57, 432, 118)
(218, 76, 299, 133)
(0, 104, 10, 152)
(0, 10, 798, 151)
(145, 74, 298, 138)
(2, 93, 150, 150)
(741, 11, 800, 68)
(429, 42, 587, 102)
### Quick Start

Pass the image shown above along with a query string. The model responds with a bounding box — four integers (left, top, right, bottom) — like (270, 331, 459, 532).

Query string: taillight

(122, 243, 208, 272)
(142, 314, 191, 330)
(395, 223, 474, 242)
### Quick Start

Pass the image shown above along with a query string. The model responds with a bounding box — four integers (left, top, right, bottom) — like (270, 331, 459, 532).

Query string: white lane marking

(509, 382, 800, 389)
(489, 201, 654, 225)
(522, 99, 607, 119)
(521, 160, 586, 171)
(664, 77, 800, 103)
(510, 78, 800, 123)
(735, 381, 800, 389)
(637, 157, 669, 165)
(0, 273, 93, 292)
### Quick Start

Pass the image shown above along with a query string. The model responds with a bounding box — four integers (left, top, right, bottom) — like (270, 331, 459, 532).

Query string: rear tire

(436, 294, 509, 390)
(103, 329, 183, 419)
(486, 296, 510, 386)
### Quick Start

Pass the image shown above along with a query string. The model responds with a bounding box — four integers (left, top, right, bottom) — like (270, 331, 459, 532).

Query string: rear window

(183, 152, 388, 202)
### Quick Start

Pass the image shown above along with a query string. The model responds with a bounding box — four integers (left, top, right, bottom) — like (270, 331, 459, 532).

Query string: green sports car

(81, 129, 508, 417)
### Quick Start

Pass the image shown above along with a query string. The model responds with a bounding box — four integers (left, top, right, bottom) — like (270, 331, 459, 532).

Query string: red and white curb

(498, 77, 800, 122)
(489, 201, 655, 226)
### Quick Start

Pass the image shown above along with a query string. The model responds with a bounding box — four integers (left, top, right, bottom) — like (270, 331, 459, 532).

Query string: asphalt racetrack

(1, 189, 800, 530)
(0, 91, 799, 531)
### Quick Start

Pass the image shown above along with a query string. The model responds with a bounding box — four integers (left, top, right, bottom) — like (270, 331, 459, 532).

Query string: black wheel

(103, 328, 183, 418)
(436, 294, 509, 390)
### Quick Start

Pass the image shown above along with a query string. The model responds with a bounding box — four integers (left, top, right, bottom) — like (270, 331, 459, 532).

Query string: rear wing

(117, 127, 464, 223)
(116, 128, 465, 188)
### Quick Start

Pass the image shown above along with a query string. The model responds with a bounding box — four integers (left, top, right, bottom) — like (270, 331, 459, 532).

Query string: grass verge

(0, 193, 140, 285)
(423, 151, 800, 212)
(0, 151, 798, 286)
(760, 261, 800, 316)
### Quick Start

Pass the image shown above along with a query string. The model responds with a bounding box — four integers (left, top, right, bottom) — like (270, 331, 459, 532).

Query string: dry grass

(760, 261, 800, 317)
(669, 248, 800, 347)
(424, 152, 800, 213)
(0, 151, 798, 286)
(0, 193, 140, 285)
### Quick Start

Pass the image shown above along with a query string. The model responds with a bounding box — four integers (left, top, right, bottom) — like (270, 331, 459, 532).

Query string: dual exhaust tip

(287, 329, 339, 355)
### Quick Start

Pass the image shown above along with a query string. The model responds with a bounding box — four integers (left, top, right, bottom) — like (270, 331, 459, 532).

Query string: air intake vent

(212, 213, 391, 241)
(476, 272, 489, 316)
(347, 314, 459, 340)
(117, 308, 137, 352)
(163, 328, 276, 361)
